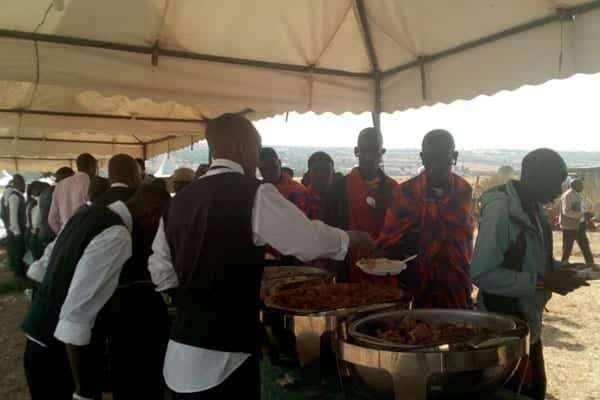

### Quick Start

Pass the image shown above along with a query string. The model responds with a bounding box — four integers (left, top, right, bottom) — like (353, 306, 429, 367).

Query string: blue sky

(255, 73, 600, 152)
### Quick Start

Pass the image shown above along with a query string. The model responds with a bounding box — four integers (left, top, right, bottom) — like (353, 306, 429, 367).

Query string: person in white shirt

(23, 185, 171, 400)
(560, 178, 595, 265)
(25, 181, 51, 261)
(148, 114, 375, 400)
(5, 174, 27, 276)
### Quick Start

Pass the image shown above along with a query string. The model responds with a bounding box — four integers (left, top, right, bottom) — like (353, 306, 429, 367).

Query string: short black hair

(308, 151, 334, 169)
(88, 176, 110, 202)
(55, 167, 74, 182)
(259, 147, 279, 162)
(76, 153, 97, 171)
(12, 174, 25, 186)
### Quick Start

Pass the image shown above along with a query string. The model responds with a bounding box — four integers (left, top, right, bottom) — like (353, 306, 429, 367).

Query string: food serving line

(259, 266, 531, 400)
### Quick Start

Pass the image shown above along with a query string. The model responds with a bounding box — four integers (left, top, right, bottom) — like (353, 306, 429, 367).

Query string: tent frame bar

(0, 136, 140, 146)
(381, 0, 600, 78)
(0, 107, 208, 124)
(0, 29, 372, 79)
(355, 0, 382, 130)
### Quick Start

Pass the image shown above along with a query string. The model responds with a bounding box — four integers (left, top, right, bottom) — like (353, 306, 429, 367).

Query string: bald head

(206, 114, 261, 176)
(520, 148, 567, 203)
(420, 129, 458, 187)
(108, 154, 141, 187)
(355, 127, 385, 176)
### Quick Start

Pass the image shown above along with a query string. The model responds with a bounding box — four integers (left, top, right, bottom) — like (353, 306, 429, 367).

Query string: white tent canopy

(2, 0, 600, 170)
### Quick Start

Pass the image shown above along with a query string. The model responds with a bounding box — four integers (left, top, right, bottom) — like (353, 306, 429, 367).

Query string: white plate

(356, 258, 409, 276)
(574, 267, 600, 281)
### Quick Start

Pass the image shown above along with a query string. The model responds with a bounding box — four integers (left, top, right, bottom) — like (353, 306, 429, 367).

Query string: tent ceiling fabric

(1, 0, 600, 169)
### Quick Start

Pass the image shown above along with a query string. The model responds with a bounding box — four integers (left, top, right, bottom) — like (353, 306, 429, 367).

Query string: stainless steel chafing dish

(337, 309, 530, 400)
(261, 281, 411, 366)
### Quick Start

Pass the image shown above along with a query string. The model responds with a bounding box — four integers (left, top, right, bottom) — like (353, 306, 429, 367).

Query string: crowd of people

(0, 113, 595, 400)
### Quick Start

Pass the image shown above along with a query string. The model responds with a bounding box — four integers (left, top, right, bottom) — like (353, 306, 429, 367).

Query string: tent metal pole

(0, 29, 372, 79)
(355, 0, 382, 130)
(382, 0, 600, 78)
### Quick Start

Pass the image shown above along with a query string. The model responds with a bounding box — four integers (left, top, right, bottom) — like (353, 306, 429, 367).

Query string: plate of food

(574, 264, 600, 280)
(356, 255, 416, 276)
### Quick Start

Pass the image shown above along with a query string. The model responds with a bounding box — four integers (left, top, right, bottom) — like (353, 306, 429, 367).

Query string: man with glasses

(377, 130, 474, 308)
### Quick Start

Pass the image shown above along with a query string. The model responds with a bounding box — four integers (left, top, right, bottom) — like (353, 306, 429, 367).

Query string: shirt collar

(111, 182, 129, 188)
(107, 201, 133, 232)
(205, 159, 245, 177)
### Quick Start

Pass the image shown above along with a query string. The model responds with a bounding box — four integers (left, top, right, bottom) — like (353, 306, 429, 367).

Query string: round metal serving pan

(261, 281, 412, 366)
(263, 280, 411, 316)
(348, 308, 521, 351)
(338, 309, 530, 400)
(260, 266, 334, 299)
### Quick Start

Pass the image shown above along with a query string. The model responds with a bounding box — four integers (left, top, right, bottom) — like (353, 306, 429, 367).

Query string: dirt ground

(1, 234, 599, 400)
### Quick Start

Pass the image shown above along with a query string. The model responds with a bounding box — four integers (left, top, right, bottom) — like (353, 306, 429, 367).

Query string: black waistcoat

(165, 172, 264, 353)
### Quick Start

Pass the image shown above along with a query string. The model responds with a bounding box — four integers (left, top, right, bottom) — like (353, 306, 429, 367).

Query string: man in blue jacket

(471, 148, 588, 400)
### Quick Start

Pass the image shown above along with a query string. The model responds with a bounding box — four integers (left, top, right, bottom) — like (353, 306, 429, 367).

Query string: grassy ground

(0, 234, 599, 400)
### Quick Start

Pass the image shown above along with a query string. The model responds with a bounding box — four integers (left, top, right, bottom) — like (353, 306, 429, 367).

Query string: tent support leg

(372, 75, 382, 130)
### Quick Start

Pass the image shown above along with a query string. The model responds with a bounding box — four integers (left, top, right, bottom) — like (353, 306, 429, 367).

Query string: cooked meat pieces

(269, 282, 405, 311)
(372, 319, 481, 346)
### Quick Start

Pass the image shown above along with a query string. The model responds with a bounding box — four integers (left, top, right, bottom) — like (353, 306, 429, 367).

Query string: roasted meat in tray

(267, 282, 406, 312)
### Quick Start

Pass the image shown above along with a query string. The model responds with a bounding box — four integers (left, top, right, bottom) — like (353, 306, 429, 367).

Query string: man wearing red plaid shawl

(377, 130, 474, 309)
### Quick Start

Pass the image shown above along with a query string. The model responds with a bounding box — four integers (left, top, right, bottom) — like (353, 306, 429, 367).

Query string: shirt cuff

(26, 262, 45, 283)
(54, 319, 92, 346)
(333, 230, 350, 261)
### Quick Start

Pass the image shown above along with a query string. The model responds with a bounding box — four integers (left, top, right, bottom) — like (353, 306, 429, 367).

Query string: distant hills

(148, 143, 600, 178)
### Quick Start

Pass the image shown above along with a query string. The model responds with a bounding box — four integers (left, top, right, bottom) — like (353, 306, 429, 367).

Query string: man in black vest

(5, 174, 27, 277)
(23, 185, 171, 400)
(93, 154, 141, 206)
(149, 114, 375, 400)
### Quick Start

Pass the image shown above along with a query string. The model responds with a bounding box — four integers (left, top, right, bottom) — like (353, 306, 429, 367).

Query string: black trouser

(7, 232, 26, 277)
(171, 354, 260, 400)
(24, 338, 74, 400)
(108, 285, 170, 400)
(562, 223, 594, 264)
(505, 340, 546, 400)
(28, 232, 45, 261)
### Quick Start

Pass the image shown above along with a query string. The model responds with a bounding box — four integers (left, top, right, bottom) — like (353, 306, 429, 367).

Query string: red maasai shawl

(306, 186, 324, 220)
(377, 172, 474, 309)
(346, 167, 398, 285)
(275, 172, 310, 216)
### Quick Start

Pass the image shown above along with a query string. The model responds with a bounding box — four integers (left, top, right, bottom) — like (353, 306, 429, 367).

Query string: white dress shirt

(561, 188, 586, 224)
(7, 188, 24, 235)
(148, 158, 349, 393)
(26, 201, 133, 347)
